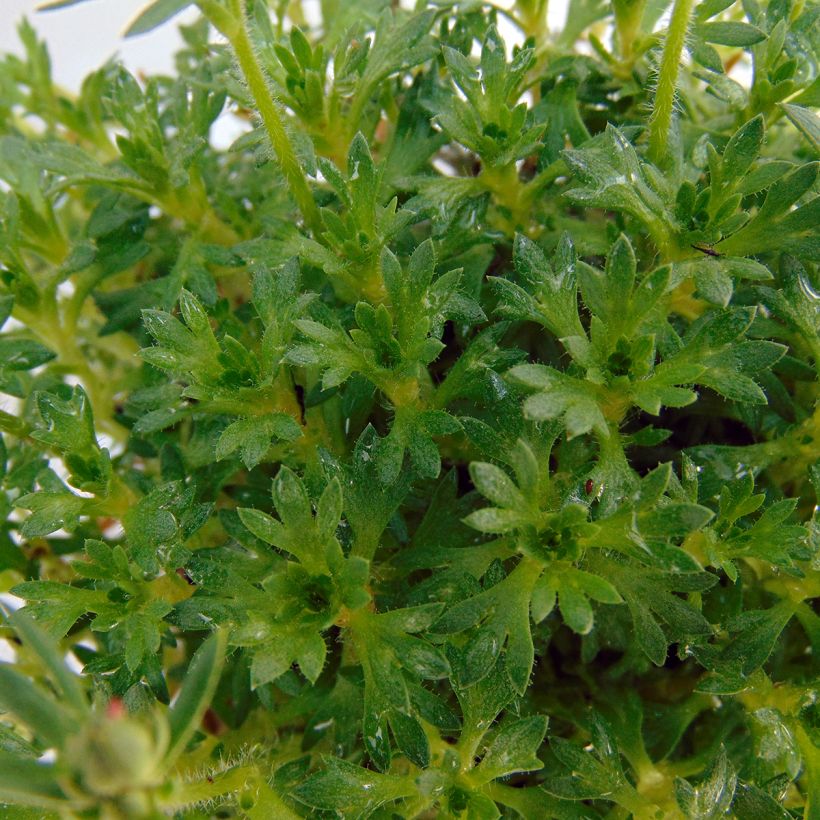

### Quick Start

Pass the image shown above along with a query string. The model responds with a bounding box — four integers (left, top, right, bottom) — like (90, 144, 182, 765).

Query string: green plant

(0, 0, 817, 816)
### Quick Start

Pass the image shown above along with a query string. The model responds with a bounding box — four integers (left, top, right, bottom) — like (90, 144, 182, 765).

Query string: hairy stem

(221, 0, 321, 234)
(646, 0, 694, 164)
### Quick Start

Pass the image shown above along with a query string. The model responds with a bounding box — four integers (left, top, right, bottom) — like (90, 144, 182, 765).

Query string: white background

(1, 0, 202, 89)
(0, 1, 570, 90)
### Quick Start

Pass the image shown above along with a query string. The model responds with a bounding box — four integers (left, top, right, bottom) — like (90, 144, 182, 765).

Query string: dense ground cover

(0, 0, 818, 816)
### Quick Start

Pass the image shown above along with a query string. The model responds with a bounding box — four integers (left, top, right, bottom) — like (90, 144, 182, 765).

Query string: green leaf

(720, 163, 819, 255)
(0, 338, 55, 371)
(216, 413, 302, 469)
(696, 21, 767, 46)
(455, 655, 517, 746)
(674, 748, 737, 818)
(780, 103, 820, 153)
(602, 560, 716, 666)
(563, 126, 671, 242)
(433, 561, 539, 694)
(8, 610, 88, 716)
(571, 571, 623, 604)
(238, 507, 285, 547)
(124, 0, 193, 37)
(0, 750, 65, 809)
(495, 233, 584, 339)
(11, 580, 104, 638)
(317, 478, 343, 537)
(721, 601, 797, 675)
(165, 629, 227, 766)
(463, 507, 525, 534)
(731, 782, 793, 819)
(694, 263, 733, 307)
(294, 758, 415, 814)
(249, 627, 327, 688)
(641, 503, 714, 537)
(722, 115, 764, 181)
(17, 490, 88, 539)
(604, 234, 636, 313)
(388, 709, 429, 768)
(545, 720, 637, 805)
(558, 585, 594, 634)
(468, 462, 525, 509)
(735, 162, 794, 195)
(37, 0, 94, 8)
(475, 715, 548, 783)
(0, 665, 76, 747)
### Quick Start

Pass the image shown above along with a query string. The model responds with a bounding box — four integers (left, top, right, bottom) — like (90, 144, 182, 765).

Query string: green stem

(516, 0, 549, 40)
(160, 766, 257, 811)
(646, 0, 695, 164)
(244, 779, 303, 820)
(613, 0, 649, 61)
(161, 168, 241, 246)
(481, 163, 529, 233)
(522, 157, 568, 204)
(222, 0, 322, 234)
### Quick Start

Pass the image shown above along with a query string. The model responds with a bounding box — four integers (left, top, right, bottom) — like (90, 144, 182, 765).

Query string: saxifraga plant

(0, 0, 818, 817)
